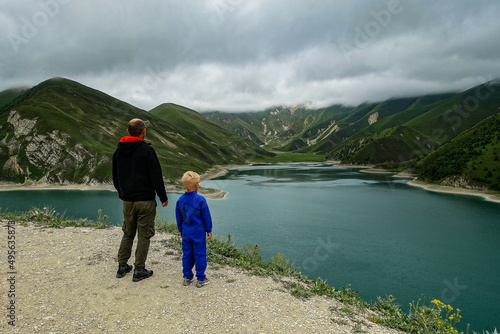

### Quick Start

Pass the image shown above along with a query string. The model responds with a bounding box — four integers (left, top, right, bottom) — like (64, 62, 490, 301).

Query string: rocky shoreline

(407, 179, 500, 203)
(355, 167, 500, 204)
(0, 164, 236, 200)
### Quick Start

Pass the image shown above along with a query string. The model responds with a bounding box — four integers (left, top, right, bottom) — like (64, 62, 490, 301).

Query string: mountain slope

(321, 97, 456, 164)
(205, 104, 352, 151)
(339, 81, 500, 165)
(0, 78, 265, 184)
(417, 112, 500, 190)
(203, 112, 266, 145)
(149, 103, 272, 162)
(0, 87, 28, 109)
(406, 81, 500, 143)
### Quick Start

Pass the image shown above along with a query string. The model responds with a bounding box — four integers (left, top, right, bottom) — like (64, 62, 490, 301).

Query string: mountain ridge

(0, 78, 269, 185)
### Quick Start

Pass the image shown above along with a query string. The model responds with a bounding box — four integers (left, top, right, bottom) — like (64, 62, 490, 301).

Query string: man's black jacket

(112, 137, 168, 203)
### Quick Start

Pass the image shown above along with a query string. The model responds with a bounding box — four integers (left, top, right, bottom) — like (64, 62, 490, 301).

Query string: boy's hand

(207, 232, 212, 240)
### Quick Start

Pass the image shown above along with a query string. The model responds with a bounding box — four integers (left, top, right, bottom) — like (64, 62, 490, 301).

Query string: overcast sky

(1, 0, 500, 112)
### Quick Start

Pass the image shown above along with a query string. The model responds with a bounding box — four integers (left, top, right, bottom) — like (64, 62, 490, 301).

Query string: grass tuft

(1, 206, 110, 229)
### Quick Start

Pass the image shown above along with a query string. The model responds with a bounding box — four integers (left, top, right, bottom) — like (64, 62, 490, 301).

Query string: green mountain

(0, 78, 267, 185)
(204, 80, 500, 190)
(328, 82, 500, 166)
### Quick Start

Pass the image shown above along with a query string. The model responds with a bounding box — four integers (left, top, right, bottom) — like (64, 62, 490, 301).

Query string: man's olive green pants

(117, 200, 156, 271)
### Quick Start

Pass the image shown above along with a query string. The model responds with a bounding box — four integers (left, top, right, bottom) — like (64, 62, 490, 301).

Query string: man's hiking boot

(183, 277, 193, 286)
(116, 264, 132, 278)
(196, 277, 211, 288)
(132, 268, 153, 282)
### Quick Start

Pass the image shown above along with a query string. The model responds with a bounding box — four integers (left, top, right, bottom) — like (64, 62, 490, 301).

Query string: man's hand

(179, 232, 183, 238)
(161, 200, 168, 207)
(207, 232, 212, 240)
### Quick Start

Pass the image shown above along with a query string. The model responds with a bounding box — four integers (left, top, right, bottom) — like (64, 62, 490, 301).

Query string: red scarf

(120, 136, 143, 143)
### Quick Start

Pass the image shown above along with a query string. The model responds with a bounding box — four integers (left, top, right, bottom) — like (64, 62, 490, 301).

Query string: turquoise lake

(1, 162, 499, 332)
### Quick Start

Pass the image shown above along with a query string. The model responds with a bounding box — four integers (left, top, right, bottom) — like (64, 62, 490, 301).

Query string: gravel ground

(1, 221, 402, 334)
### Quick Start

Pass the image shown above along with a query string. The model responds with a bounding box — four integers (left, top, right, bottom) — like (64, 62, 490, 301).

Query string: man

(112, 118, 169, 282)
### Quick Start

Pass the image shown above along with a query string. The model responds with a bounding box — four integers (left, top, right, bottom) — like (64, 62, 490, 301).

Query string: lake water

(1, 162, 499, 332)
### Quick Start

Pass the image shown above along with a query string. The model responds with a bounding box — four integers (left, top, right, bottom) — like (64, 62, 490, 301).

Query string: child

(175, 171, 213, 288)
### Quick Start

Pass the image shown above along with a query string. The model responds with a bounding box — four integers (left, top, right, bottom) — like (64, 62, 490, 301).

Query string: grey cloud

(1, 0, 500, 112)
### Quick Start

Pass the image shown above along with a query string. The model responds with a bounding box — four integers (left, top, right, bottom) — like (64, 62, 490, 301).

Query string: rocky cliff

(3, 110, 109, 184)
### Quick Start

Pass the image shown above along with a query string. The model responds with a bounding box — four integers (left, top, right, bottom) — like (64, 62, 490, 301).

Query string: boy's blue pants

(182, 234, 207, 281)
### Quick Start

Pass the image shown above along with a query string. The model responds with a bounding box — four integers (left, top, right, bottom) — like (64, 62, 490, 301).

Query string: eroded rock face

(440, 175, 487, 190)
(2, 110, 107, 184)
(25, 130, 70, 168)
(7, 110, 37, 138)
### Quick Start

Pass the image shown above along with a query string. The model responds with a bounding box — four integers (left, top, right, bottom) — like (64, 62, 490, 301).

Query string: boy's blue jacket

(175, 191, 212, 236)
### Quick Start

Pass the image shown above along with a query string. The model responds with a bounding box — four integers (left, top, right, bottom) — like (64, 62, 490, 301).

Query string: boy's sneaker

(116, 264, 132, 278)
(196, 277, 211, 288)
(183, 277, 193, 286)
(132, 268, 153, 282)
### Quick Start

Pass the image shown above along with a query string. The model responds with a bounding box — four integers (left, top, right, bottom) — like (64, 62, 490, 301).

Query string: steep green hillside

(329, 125, 437, 165)
(315, 94, 461, 161)
(205, 105, 317, 149)
(322, 96, 456, 164)
(404, 81, 500, 143)
(0, 87, 28, 108)
(205, 104, 353, 152)
(359, 94, 456, 136)
(417, 113, 500, 190)
(0, 78, 266, 185)
(314, 86, 500, 167)
(204, 111, 265, 145)
(149, 103, 272, 161)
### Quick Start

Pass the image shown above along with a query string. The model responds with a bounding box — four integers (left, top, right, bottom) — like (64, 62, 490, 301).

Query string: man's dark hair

(128, 119, 146, 137)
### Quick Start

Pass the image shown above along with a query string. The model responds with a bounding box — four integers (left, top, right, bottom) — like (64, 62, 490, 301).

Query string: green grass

(0, 206, 109, 229)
